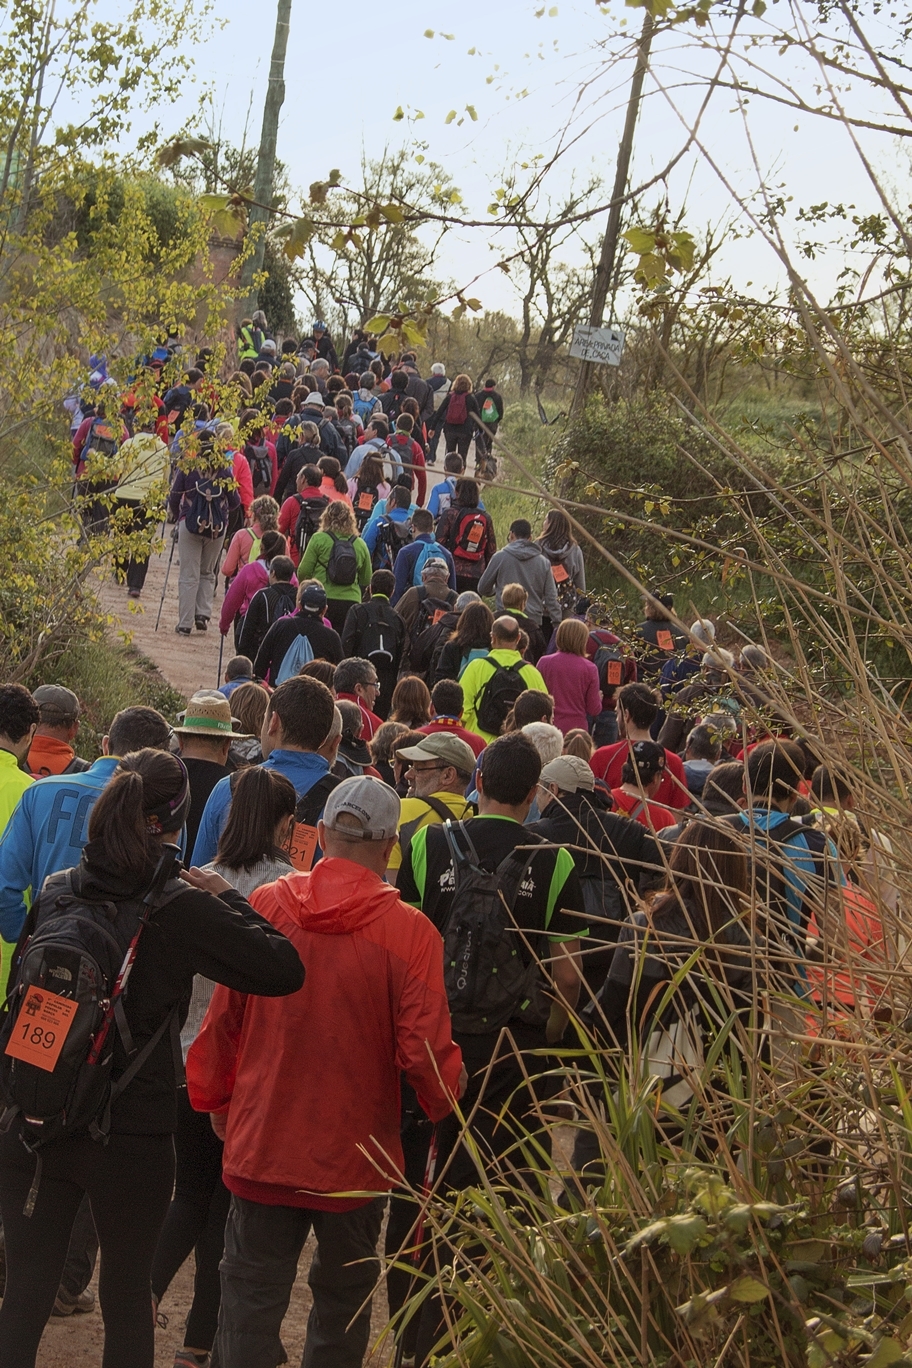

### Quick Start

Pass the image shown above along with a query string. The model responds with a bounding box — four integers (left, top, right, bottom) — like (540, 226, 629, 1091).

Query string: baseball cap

(539, 754, 595, 793)
(302, 391, 326, 408)
(300, 583, 328, 615)
(174, 690, 252, 738)
(627, 739, 666, 779)
(421, 557, 449, 581)
(322, 775, 401, 841)
(261, 339, 277, 353)
(396, 731, 476, 776)
(33, 685, 80, 723)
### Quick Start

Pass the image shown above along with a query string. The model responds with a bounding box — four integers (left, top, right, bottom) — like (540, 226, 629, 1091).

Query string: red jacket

(187, 860, 461, 1206)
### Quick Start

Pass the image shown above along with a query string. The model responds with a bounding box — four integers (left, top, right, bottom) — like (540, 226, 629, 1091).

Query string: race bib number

(288, 823, 319, 873)
(466, 523, 483, 547)
(607, 661, 623, 686)
(432, 608, 446, 625)
(657, 629, 674, 651)
(5, 987, 78, 1072)
(358, 493, 374, 512)
(551, 563, 570, 583)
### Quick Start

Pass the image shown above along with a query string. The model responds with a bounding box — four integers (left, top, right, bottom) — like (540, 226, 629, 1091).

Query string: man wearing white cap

(387, 731, 476, 879)
(188, 775, 464, 1368)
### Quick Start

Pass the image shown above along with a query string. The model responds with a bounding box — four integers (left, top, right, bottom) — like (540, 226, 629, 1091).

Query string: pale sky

(146, 0, 907, 321)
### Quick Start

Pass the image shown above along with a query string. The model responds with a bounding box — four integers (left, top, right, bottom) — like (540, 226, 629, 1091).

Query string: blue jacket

(192, 749, 331, 866)
(345, 436, 388, 481)
(392, 535, 456, 603)
(0, 757, 120, 943)
(427, 478, 485, 520)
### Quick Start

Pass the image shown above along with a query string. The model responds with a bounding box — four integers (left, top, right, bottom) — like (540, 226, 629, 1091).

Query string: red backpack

(447, 390, 468, 425)
(452, 510, 489, 562)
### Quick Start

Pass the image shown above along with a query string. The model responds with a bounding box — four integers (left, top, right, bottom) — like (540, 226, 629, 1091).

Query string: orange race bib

(551, 563, 570, 583)
(432, 608, 446, 625)
(288, 823, 319, 873)
(5, 987, 78, 1072)
(607, 660, 623, 686)
(466, 523, 484, 547)
(657, 629, 674, 651)
(358, 493, 374, 512)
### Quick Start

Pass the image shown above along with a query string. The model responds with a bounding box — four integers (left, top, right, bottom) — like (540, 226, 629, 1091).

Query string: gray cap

(396, 731, 476, 776)
(322, 775, 401, 841)
(539, 754, 595, 794)
(33, 685, 80, 723)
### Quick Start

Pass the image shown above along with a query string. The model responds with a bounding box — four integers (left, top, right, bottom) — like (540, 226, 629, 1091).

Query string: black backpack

(332, 416, 358, 456)
(475, 658, 527, 735)
(185, 473, 230, 539)
(294, 494, 329, 556)
(244, 442, 273, 497)
(590, 632, 625, 695)
(372, 515, 413, 570)
(357, 601, 401, 670)
(325, 532, 358, 586)
(439, 821, 550, 1034)
(410, 588, 455, 677)
(0, 848, 184, 1164)
(353, 482, 381, 532)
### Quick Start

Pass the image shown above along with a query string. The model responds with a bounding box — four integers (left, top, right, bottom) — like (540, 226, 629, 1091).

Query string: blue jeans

(591, 709, 618, 747)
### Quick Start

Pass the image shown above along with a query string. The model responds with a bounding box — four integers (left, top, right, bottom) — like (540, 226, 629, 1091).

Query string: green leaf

(664, 1214, 707, 1256)
(864, 1340, 906, 1368)
(424, 27, 434, 36)
(549, 4, 559, 11)
(328, 169, 342, 185)
(379, 203, 404, 223)
(729, 1275, 769, 1303)
(445, 110, 457, 124)
(466, 104, 478, 120)
(283, 216, 315, 261)
(393, 106, 405, 121)
(752, 0, 766, 13)
(364, 315, 392, 334)
(156, 136, 212, 168)
(623, 226, 656, 253)
(330, 229, 349, 252)
(466, 298, 482, 311)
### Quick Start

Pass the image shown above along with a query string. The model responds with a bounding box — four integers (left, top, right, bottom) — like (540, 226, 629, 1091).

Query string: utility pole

(569, 10, 654, 419)
(238, 0, 292, 320)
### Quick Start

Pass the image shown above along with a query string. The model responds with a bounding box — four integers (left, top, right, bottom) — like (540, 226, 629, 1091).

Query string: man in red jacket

(187, 776, 464, 1368)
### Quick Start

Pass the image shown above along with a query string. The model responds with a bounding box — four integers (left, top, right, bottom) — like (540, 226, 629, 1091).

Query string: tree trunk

(568, 10, 654, 419)
(238, 0, 292, 320)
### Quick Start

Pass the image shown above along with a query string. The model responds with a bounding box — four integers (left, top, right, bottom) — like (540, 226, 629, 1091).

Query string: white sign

(569, 324, 625, 367)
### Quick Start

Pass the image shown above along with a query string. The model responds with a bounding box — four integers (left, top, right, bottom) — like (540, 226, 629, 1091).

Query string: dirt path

(94, 535, 229, 702)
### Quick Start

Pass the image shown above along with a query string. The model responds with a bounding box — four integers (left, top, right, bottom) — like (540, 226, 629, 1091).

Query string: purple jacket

(537, 650, 602, 735)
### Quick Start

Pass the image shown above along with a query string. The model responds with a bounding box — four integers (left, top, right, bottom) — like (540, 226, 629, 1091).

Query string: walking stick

(393, 1124, 440, 1368)
(154, 526, 178, 632)
(216, 631, 225, 689)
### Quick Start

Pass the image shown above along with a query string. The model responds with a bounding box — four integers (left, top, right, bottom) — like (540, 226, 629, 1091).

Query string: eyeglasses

(406, 763, 447, 775)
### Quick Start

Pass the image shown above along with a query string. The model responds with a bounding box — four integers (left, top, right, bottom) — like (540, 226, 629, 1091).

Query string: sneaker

(52, 1288, 95, 1316)
(175, 625, 192, 636)
(127, 589, 142, 599)
(194, 617, 209, 632)
(173, 1353, 210, 1368)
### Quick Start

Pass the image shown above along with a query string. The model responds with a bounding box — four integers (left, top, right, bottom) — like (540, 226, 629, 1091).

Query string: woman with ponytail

(0, 749, 303, 1368)
(150, 767, 297, 1367)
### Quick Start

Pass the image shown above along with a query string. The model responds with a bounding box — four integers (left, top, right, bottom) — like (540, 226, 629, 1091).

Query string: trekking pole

(154, 526, 178, 632)
(393, 1123, 440, 1368)
(216, 632, 225, 689)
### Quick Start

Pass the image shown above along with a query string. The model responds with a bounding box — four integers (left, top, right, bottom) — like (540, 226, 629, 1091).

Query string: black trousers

(151, 1086, 230, 1351)
(214, 1193, 385, 1368)
(0, 1127, 174, 1368)
(113, 498, 155, 592)
(325, 597, 355, 636)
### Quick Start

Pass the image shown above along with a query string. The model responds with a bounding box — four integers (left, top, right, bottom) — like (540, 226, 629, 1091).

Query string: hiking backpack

(244, 443, 273, 497)
(294, 494, 329, 557)
(480, 394, 500, 424)
(185, 475, 230, 539)
(0, 848, 184, 1162)
(590, 632, 625, 695)
(446, 391, 468, 426)
(333, 417, 359, 456)
(275, 629, 315, 684)
(353, 482, 381, 532)
(411, 540, 444, 586)
(372, 516, 414, 570)
(475, 659, 527, 735)
(352, 392, 377, 424)
(357, 603, 399, 671)
(411, 590, 455, 676)
(450, 510, 489, 563)
(325, 532, 358, 587)
(439, 820, 549, 1034)
(84, 418, 119, 461)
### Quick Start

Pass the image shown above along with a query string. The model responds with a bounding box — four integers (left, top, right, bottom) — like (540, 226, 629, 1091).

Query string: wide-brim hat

(174, 690, 254, 739)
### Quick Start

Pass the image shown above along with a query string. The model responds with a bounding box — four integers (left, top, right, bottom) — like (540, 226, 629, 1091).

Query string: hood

(538, 540, 572, 563)
(271, 858, 401, 935)
(504, 540, 541, 562)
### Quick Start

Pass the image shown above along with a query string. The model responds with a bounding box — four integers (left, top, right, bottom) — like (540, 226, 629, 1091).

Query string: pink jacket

(537, 650, 603, 734)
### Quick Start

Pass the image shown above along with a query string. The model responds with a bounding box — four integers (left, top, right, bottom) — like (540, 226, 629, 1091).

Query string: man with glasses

(332, 657, 384, 741)
(386, 733, 476, 882)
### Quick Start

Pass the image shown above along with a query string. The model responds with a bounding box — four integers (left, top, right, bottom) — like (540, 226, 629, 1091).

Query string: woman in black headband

(0, 747, 304, 1368)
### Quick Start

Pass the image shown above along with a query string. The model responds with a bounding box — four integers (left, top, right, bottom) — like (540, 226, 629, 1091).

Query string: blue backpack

(412, 540, 443, 586)
(275, 631, 315, 684)
(352, 394, 377, 424)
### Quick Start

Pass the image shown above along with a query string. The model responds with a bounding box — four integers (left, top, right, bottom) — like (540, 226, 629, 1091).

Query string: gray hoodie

(477, 539, 562, 626)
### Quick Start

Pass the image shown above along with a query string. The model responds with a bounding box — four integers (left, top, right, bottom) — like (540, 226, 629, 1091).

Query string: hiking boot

(195, 617, 209, 632)
(175, 626, 192, 637)
(127, 589, 142, 599)
(52, 1288, 95, 1316)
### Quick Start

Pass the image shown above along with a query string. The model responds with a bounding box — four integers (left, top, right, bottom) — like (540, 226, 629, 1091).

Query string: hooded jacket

(477, 540, 562, 627)
(187, 859, 462, 1205)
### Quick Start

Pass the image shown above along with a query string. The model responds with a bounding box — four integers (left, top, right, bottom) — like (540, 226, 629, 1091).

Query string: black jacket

(431, 390, 481, 435)
(274, 443, 323, 505)
(71, 845, 303, 1133)
(314, 334, 339, 371)
(238, 581, 298, 661)
(254, 611, 343, 685)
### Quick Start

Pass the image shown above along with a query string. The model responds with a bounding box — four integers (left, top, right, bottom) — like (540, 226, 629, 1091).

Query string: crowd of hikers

(0, 314, 897, 1368)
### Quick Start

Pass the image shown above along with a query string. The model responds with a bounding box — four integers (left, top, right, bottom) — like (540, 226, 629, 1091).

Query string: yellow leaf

(393, 106, 405, 121)
(445, 110, 457, 124)
(364, 315, 392, 333)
